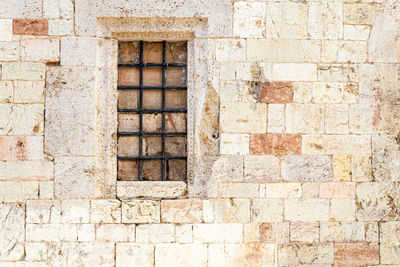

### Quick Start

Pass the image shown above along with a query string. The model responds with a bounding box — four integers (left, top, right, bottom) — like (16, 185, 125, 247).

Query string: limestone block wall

(0, 0, 399, 266)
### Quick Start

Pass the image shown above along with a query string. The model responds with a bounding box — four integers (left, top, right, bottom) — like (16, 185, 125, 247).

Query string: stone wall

(0, 0, 400, 266)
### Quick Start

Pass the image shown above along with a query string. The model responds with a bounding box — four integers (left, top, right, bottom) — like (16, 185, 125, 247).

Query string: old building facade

(0, 0, 400, 266)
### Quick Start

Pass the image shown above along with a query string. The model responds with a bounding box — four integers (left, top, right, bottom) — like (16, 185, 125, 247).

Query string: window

(117, 41, 188, 182)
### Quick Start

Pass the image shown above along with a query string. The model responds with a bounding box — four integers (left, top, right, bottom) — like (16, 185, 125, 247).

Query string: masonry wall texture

(0, 0, 399, 266)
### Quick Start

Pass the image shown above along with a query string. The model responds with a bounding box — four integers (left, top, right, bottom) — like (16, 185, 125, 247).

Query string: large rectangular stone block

(68, 243, 114, 267)
(284, 199, 329, 222)
(193, 224, 243, 243)
(116, 244, 154, 267)
(91, 199, 121, 223)
(0, 204, 25, 261)
(21, 37, 60, 61)
(214, 199, 250, 223)
(0, 161, 52, 181)
(0, 42, 19, 61)
(286, 103, 324, 134)
(247, 39, 301, 62)
(251, 199, 284, 222)
(0, 136, 43, 161)
(278, 244, 334, 265)
(1, 62, 45, 80)
(61, 37, 97, 66)
(0, 181, 38, 202)
(233, 2, 265, 38)
(155, 244, 207, 267)
(244, 155, 280, 182)
(308, 2, 343, 39)
(250, 134, 301, 156)
(215, 39, 246, 62)
(161, 199, 202, 223)
(302, 135, 371, 155)
(26, 224, 77, 242)
(220, 102, 267, 133)
(334, 243, 379, 266)
(320, 222, 364, 242)
(281, 155, 333, 182)
(272, 63, 317, 81)
(136, 224, 174, 243)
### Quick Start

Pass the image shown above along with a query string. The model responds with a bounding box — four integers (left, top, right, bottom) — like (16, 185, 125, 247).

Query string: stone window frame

(95, 18, 211, 199)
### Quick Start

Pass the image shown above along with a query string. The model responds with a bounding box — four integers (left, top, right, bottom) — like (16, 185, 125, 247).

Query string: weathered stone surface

(45, 67, 96, 156)
(0, 81, 12, 103)
(91, 199, 121, 223)
(218, 183, 259, 198)
(210, 156, 243, 182)
(49, 19, 74, 36)
(290, 222, 319, 243)
(372, 135, 400, 182)
(0, 181, 38, 202)
(156, 244, 207, 267)
(13, 19, 48, 35)
(122, 200, 160, 223)
(251, 199, 283, 222)
(0, 104, 44, 135)
(193, 224, 243, 243)
(0, 42, 19, 61)
(96, 224, 135, 242)
(208, 243, 275, 267)
(220, 102, 267, 133)
(263, 183, 301, 198)
(313, 82, 358, 104)
(356, 182, 400, 221)
(258, 82, 293, 104)
(334, 242, 379, 266)
(233, 2, 265, 38)
(68, 243, 114, 267)
(267, 104, 284, 133)
(54, 157, 95, 199)
(43, 0, 74, 19)
(0, 161, 52, 181)
(0, 204, 24, 261)
(380, 222, 400, 264)
(117, 181, 186, 199)
(250, 134, 301, 156)
(344, 3, 378, 25)
(25, 242, 47, 262)
(303, 135, 371, 155)
(1, 62, 45, 80)
(284, 199, 329, 222)
(216, 39, 246, 61)
(278, 244, 334, 265)
(13, 81, 45, 104)
(308, 2, 343, 39)
(281, 155, 333, 182)
(61, 200, 90, 223)
(161, 199, 202, 223)
(272, 63, 317, 81)
(344, 25, 370, 41)
(21, 36, 60, 61)
(333, 154, 351, 181)
(243, 155, 280, 182)
(136, 224, 174, 243)
(330, 199, 355, 222)
(220, 133, 249, 155)
(116, 244, 154, 267)
(26, 224, 77, 242)
(286, 104, 324, 134)
(26, 200, 61, 224)
(0, 136, 43, 161)
(319, 182, 355, 199)
(77, 224, 95, 242)
(247, 39, 301, 62)
(61, 37, 97, 66)
(320, 222, 364, 242)
(214, 199, 250, 223)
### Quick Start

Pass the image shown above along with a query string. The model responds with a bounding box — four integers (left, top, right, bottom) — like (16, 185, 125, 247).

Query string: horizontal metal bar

(118, 86, 187, 90)
(117, 156, 187, 160)
(118, 132, 186, 136)
(118, 108, 187, 113)
(118, 63, 187, 67)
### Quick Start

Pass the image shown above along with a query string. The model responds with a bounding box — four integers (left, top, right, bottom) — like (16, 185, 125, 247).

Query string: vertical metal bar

(139, 41, 144, 181)
(161, 41, 166, 181)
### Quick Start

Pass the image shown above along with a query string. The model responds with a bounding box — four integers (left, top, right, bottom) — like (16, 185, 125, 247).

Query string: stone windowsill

(117, 181, 187, 200)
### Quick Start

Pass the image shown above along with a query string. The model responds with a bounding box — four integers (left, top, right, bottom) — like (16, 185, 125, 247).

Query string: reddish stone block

(0, 136, 41, 161)
(260, 223, 289, 243)
(250, 134, 301, 156)
(161, 199, 202, 223)
(13, 19, 48, 36)
(334, 243, 379, 267)
(258, 82, 293, 103)
(319, 182, 355, 199)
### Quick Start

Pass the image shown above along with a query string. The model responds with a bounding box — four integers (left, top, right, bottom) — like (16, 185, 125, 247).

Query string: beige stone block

(352, 154, 372, 182)
(0, 20, 12, 41)
(333, 154, 351, 181)
(0, 161, 52, 181)
(26, 200, 61, 224)
(175, 224, 192, 243)
(290, 222, 319, 243)
(13, 81, 45, 103)
(155, 244, 207, 267)
(281, 155, 333, 182)
(244, 223, 260, 243)
(49, 19, 74, 35)
(77, 224, 95, 242)
(272, 63, 317, 81)
(62, 199, 90, 223)
(380, 222, 400, 264)
(337, 41, 368, 63)
(356, 182, 400, 221)
(344, 3, 378, 25)
(365, 222, 379, 242)
(286, 103, 324, 134)
(193, 224, 243, 243)
(39, 181, 54, 199)
(91, 199, 121, 223)
(116, 244, 154, 267)
(21, 37, 60, 62)
(278, 244, 334, 265)
(331, 198, 355, 222)
(202, 200, 214, 223)
(247, 39, 301, 62)
(302, 135, 371, 155)
(0, 42, 19, 61)
(44, 0, 74, 19)
(26, 224, 77, 242)
(268, 104, 284, 133)
(0, 204, 25, 261)
(61, 37, 97, 66)
(96, 224, 135, 242)
(308, 2, 343, 39)
(0, 81, 12, 103)
(54, 157, 95, 199)
(244, 155, 280, 182)
(321, 41, 339, 63)
(122, 200, 160, 223)
(117, 181, 186, 199)
(208, 243, 275, 267)
(218, 183, 259, 198)
(234, 2, 265, 38)
(325, 104, 349, 134)
(302, 183, 320, 199)
(251, 199, 283, 222)
(235, 62, 272, 82)
(219, 81, 255, 103)
(318, 64, 343, 82)
(136, 224, 175, 243)
(1, 62, 45, 80)
(292, 82, 312, 103)
(321, 222, 364, 242)
(301, 40, 321, 62)
(220, 102, 267, 133)
(372, 135, 400, 182)
(215, 39, 246, 61)
(264, 183, 301, 198)
(161, 199, 202, 223)
(220, 133, 249, 155)
(0, 181, 38, 202)
(219, 63, 235, 80)
(68, 243, 114, 267)
(344, 25, 370, 40)
(285, 199, 329, 222)
(313, 82, 358, 103)
(320, 182, 355, 199)
(214, 199, 250, 223)
(210, 156, 243, 183)
(265, 2, 307, 39)
(0, 104, 44, 135)
(25, 242, 47, 262)
(46, 242, 68, 267)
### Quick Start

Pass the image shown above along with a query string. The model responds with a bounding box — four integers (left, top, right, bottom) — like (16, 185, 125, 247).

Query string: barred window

(117, 41, 187, 181)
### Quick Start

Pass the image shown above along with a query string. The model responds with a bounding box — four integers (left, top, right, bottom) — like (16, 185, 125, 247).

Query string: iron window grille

(117, 41, 188, 181)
